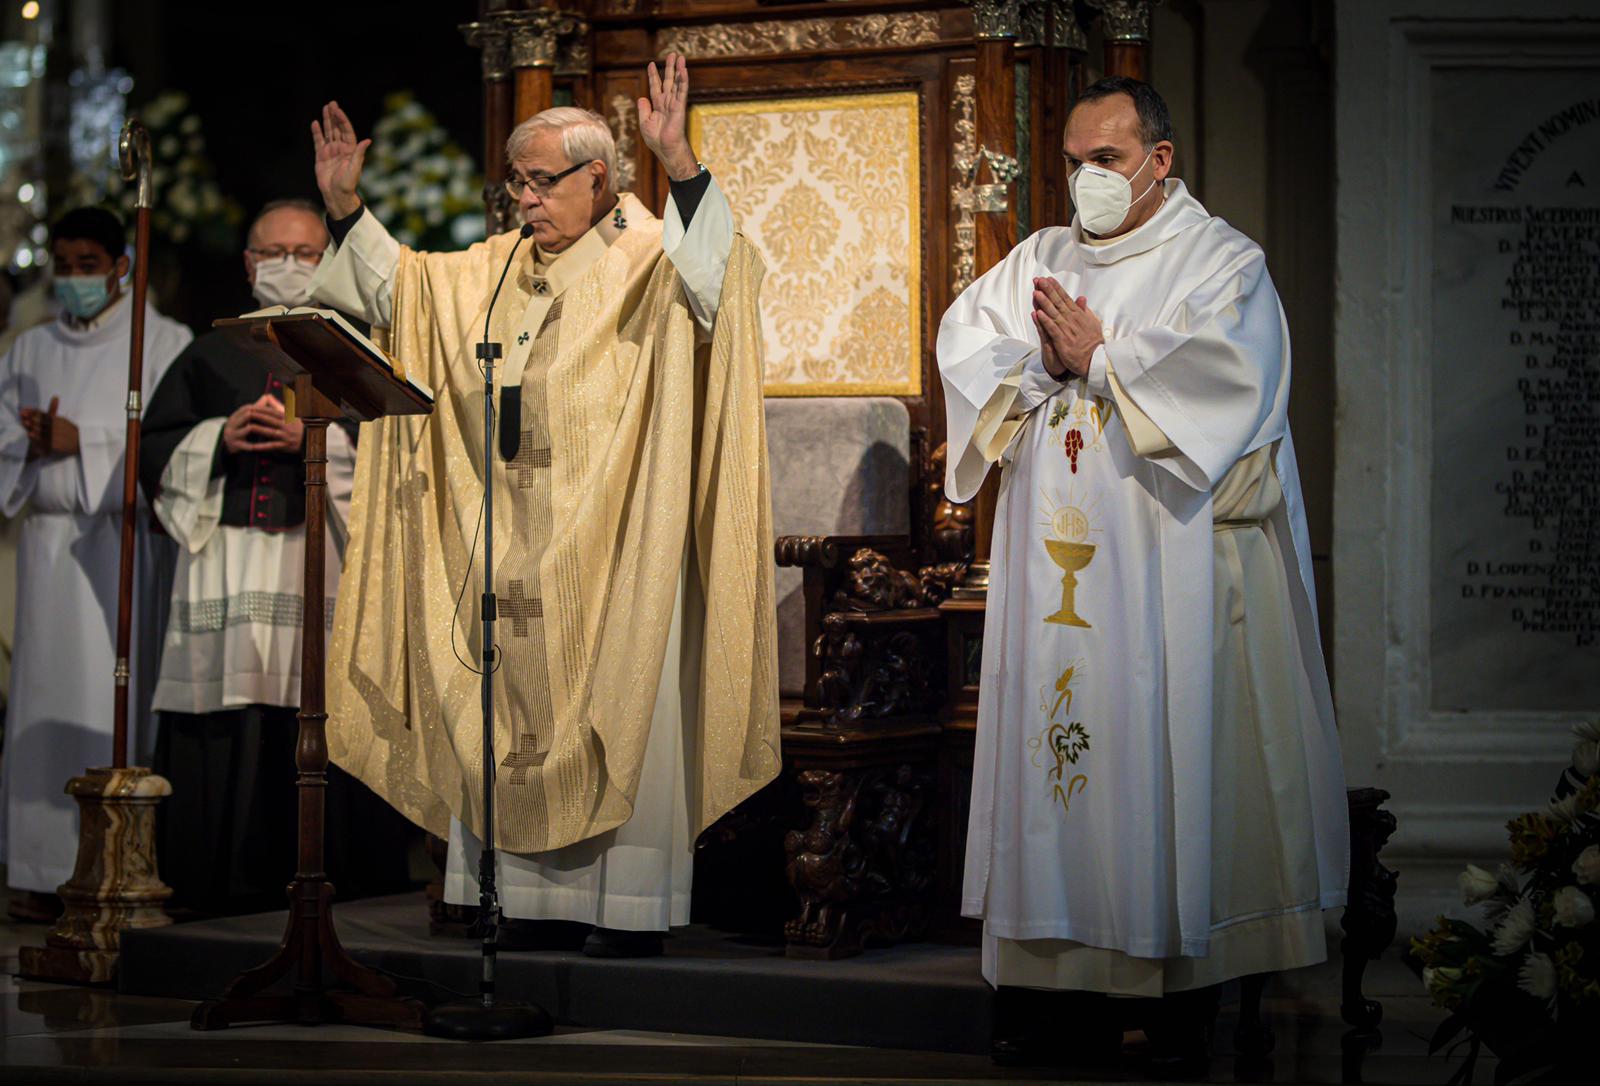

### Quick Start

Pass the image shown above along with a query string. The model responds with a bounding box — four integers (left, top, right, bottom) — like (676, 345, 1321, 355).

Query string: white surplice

(0, 294, 191, 892)
(311, 183, 735, 929)
(940, 180, 1348, 991)
(150, 418, 355, 713)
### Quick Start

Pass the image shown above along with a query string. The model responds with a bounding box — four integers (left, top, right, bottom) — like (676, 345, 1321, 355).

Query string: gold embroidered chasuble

(327, 194, 781, 853)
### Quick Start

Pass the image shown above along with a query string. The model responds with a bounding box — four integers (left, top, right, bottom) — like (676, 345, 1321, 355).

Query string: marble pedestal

(18, 766, 174, 985)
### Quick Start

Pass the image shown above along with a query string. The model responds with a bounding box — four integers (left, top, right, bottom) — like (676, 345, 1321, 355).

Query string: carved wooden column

(973, 3, 1019, 287)
(461, 13, 516, 235)
(955, 0, 1022, 599)
(1087, 0, 1160, 81)
(1042, 0, 1089, 227)
(507, 7, 588, 125)
(511, 12, 557, 123)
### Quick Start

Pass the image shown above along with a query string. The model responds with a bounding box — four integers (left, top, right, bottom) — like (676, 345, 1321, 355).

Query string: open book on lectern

(213, 306, 435, 422)
(239, 305, 434, 402)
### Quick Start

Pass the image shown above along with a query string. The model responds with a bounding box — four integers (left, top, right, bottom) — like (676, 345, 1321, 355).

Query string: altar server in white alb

(0, 207, 190, 913)
(940, 78, 1348, 1006)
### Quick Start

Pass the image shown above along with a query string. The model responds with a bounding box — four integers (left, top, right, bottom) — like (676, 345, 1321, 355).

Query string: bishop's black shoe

(582, 927, 665, 958)
(495, 917, 591, 951)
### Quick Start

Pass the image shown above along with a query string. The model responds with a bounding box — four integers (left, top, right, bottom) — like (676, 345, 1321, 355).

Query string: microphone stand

(424, 224, 550, 1041)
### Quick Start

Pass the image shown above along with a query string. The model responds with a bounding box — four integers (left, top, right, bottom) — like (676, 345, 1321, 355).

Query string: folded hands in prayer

(1032, 277, 1105, 382)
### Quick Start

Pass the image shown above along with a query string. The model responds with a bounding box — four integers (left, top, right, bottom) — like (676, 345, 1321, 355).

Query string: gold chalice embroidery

(1041, 502, 1095, 628)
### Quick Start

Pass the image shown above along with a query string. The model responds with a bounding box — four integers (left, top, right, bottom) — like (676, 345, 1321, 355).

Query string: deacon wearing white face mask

(136, 199, 415, 916)
(0, 207, 189, 917)
(939, 78, 1348, 1064)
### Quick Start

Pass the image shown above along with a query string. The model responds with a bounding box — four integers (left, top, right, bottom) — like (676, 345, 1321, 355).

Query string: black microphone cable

(451, 222, 535, 676)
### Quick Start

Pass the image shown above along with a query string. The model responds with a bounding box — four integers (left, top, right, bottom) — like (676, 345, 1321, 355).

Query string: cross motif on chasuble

(501, 580, 543, 637)
(500, 733, 546, 785)
(508, 429, 551, 488)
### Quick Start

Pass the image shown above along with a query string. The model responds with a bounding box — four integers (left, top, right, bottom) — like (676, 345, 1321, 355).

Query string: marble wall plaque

(1430, 68, 1600, 711)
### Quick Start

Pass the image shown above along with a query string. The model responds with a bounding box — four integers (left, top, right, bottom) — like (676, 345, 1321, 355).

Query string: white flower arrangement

(1491, 897, 1538, 955)
(1412, 720, 1599, 1081)
(67, 90, 242, 252)
(1519, 951, 1556, 1005)
(1552, 886, 1595, 929)
(361, 91, 485, 251)
(1575, 845, 1600, 887)
(1459, 864, 1499, 906)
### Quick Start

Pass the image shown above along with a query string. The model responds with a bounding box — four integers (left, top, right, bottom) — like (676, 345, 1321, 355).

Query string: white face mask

(1069, 149, 1158, 236)
(250, 255, 318, 308)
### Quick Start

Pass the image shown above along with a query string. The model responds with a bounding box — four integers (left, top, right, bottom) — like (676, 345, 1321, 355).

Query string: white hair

(506, 107, 617, 195)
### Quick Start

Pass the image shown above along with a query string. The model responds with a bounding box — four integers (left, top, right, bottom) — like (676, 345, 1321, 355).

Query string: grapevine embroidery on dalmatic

(1029, 662, 1091, 816)
(1046, 393, 1105, 475)
(1064, 430, 1084, 473)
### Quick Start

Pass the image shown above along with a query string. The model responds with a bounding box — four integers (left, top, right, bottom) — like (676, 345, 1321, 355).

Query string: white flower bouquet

(71, 90, 242, 253)
(361, 91, 484, 251)
(1411, 721, 1600, 1084)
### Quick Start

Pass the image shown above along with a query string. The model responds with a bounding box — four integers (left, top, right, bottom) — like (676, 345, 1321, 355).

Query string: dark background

(110, 0, 484, 329)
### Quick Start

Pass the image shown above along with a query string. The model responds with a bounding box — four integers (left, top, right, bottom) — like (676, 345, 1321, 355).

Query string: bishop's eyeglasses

(505, 159, 595, 198)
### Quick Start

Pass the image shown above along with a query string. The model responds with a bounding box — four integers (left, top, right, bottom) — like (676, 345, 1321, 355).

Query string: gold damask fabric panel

(690, 92, 922, 397)
(327, 208, 781, 854)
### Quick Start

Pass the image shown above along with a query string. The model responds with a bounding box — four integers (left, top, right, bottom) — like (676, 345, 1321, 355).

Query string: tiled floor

(1, 879, 1488, 1085)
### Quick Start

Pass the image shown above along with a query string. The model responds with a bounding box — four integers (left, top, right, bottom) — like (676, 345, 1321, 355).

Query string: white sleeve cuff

(1014, 349, 1062, 411)
(153, 418, 226, 553)
(662, 175, 735, 335)
(1086, 343, 1111, 398)
(308, 211, 401, 329)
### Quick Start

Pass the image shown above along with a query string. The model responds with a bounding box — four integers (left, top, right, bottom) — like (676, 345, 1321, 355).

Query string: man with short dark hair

(0, 206, 190, 917)
(139, 199, 413, 916)
(940, 78, 1348, 1065)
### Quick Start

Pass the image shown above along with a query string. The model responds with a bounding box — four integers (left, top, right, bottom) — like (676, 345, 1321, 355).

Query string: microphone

(477, 222, 534, 461)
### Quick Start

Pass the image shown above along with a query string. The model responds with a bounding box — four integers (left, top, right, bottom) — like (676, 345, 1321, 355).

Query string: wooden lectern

(191, 312, 431, 1031)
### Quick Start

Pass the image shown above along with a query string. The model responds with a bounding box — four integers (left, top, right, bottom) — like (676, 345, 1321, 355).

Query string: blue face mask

(53, 274, 114, 320)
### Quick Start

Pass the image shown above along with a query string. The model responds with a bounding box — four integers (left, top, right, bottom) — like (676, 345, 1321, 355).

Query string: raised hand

(311, 101, 370, 220)
(638, 53, 700, 182)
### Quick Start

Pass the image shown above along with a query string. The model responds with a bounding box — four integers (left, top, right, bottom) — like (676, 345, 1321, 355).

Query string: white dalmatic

(0, 295, 191, 893)
(940, 180, 1347, 991)
(313, 182, 735, 930)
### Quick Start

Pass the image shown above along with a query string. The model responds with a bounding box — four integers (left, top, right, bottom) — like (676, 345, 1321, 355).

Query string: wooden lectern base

(192, 320, 434, 1033)
(192, 879, 423, 1030)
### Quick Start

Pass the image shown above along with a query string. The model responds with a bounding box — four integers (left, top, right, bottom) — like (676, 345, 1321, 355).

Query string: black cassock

(141, 329, 414, 916)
